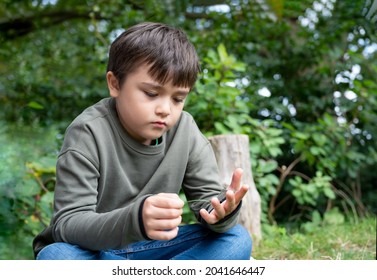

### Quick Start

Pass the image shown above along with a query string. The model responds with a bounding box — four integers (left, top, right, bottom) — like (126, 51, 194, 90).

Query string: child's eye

(173, 98, 185, 103)
(144, 91, 158, 98)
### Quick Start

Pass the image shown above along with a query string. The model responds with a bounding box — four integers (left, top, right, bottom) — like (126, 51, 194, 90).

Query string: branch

(0, 0, 147, 40)
(191, 0, 227, 6)
(267, 155, 303, 224)
(0, 9, 109, 39)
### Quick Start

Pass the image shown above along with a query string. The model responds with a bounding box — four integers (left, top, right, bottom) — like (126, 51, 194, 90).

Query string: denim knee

(36, 242, 98, 260)
(227, 224, 253, 259)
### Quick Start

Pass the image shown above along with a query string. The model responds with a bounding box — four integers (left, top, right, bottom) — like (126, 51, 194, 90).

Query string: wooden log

(208, 134, 262, 243)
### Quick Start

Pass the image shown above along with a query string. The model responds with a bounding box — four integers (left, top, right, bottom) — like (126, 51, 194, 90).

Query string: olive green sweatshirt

(33, 97, 240, 256)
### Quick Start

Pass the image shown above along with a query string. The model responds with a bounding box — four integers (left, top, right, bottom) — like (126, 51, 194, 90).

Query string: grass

(252, 216, 376, 260)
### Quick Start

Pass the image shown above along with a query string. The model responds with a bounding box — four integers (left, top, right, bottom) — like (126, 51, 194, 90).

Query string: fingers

(199, 184, 250, 225)
(211, 197, 225, 219)
(224, 184, 249, 211)
(148, 226, 180, 240)
(199, 195, 230, 225)
(143, 217, 182, 240)
(228, 168, 243, 192)
(227, 168, 249, 207)
(143, 203, 183, 220)
(142, 193, 184, 240)
(154, 193, 185, 209)
(199, 208, 217, 225)
(225, 189, 236, 211)
(234, 184, 249, 203)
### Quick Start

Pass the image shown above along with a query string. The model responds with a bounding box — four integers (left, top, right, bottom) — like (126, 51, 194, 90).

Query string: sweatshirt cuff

(138, 196, 152, 240)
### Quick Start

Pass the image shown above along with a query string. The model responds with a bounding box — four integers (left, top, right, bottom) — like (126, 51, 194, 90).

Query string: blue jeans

(36, 224, 252, 260)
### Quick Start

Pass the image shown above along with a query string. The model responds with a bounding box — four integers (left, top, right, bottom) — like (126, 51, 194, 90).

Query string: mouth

(151, 121, 167, 128)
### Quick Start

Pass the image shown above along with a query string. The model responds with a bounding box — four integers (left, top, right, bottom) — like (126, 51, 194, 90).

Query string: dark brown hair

(107, 22, 200, 89)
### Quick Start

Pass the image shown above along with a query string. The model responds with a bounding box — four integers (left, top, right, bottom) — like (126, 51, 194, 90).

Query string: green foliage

(186, 43, 250, 135)
(301, 207, 345, 233)
(290, 171, 334, 206)
(1, 0, 377, 259)
(256, 216, 376, 260)
(186, 43, 286, 223)
(0, 124, 58, 259)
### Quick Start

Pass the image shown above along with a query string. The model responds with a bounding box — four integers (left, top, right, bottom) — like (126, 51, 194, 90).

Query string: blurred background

(0, 0, 376, 259)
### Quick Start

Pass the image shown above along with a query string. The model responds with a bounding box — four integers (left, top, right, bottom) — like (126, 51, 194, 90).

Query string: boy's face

(107, 65, 190, 145)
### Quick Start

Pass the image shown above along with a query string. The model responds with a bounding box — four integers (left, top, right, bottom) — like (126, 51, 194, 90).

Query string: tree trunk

(208, 134, 262, 243)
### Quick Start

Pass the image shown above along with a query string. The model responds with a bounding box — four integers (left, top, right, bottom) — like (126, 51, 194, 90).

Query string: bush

(0, 123, 58, 259)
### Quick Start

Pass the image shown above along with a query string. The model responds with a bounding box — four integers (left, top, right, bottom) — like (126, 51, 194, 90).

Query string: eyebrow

(141, 82, 190, 95)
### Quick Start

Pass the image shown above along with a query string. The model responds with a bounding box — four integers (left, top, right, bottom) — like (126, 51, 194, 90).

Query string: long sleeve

(52, 150, 148, 250)
(182, 119, 241, 232)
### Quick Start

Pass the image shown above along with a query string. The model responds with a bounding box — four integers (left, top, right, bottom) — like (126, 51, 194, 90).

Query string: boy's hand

(142, 193, 184, 240)
(199, 168, 249, 225)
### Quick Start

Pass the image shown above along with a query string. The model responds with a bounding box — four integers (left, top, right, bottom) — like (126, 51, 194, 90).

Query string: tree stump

(208, 134, 262, 243)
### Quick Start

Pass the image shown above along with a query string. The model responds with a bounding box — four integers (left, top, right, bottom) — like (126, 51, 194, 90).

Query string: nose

(155, 98, 171, 117)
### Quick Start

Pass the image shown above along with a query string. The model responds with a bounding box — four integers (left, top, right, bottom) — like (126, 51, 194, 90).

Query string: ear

(106, 71, 120, 98)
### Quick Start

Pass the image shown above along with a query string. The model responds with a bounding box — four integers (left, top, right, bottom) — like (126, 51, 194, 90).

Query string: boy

(33, 22, 252, 260)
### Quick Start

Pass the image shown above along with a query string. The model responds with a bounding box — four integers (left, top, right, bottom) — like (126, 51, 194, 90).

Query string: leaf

(323, 187, 336, 199)
(259, 160, 278, 173)
(267, 146, 282, 157)
(310, 146, 321, 156)
(267, 128, 283, 137)
(27, 101, 44, 110)
(323, 208, 345, 225)
(232, 61, 246, 72)
(217, 43, 228, 63)
(292, 189, 301, 198)
(311, 210, 322, 224)
(214, 122, 229, 134)
(265, 173, 280, 185)
(293, 132, 309, 140)
(312, 133, 327, 146)
(306, 184, 316, 194)
(249, 142, 261, 154)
